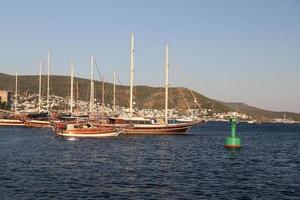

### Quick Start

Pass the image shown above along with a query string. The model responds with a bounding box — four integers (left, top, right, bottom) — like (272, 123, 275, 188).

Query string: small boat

(55, 123, 121, 137)
(0, 119, 25, 127)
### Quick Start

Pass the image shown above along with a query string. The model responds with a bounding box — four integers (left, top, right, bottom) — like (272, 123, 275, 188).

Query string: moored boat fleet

(0, 33, 204, 137)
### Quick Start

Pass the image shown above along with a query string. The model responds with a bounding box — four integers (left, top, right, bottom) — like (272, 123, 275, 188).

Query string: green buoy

(225, 118, 241, 148)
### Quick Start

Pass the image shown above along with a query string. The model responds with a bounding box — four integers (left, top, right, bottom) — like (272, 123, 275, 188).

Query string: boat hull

(124, 121, 205, 135)
(0, 119, 25, 127)
(55, 123, 122, 137)
(56, 130, 121, 137)
(25, 120, 52, 128)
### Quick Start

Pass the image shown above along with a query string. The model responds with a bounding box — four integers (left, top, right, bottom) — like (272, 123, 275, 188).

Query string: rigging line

(179, 87, 190, 111)
(190, 89, 202, 110)
(94, 59, 103, 81)
(168, 61, 192, 112)
(171, 62, 202, 111)
(117, 77, 122, 86)
(167, 66, 180, 112)
(169, 87, 179, 111)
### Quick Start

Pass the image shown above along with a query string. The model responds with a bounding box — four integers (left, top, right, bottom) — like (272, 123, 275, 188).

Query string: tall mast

(70, 59, 74, 115)
(47, 51, 50, 112)
(113, 72, 116, 113)
(89, 55, 94, 113)
(101, 76, 105, 106)
(165, 45, 169, 125)
(129, 32, 134, 117)
(76, 80, 79, 110)
(14, 72, 18, 114)
(38, 61, 42, 113)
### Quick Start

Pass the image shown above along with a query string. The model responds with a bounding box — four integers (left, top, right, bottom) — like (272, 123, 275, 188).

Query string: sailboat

(55, 123, 122, 137)
(25, 55, 52, 128)
(107, 33, 203, 134)
(54, 57, 121, 137)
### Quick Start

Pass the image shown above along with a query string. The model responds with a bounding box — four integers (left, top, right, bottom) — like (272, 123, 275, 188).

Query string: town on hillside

(0, 90, 297, 124)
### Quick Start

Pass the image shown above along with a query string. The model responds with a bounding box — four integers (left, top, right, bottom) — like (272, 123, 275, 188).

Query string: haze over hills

(220, 102, 300, 121)
(1, 73, 299, 121)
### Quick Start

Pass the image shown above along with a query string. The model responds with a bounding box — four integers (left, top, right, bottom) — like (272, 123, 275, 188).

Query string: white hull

(0, 119, 25, 127)
(56, 130, 121, 138)
(0, 123, 24, 127)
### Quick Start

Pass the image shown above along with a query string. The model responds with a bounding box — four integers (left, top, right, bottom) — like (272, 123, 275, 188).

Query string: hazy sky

(0, 0, 299, 112)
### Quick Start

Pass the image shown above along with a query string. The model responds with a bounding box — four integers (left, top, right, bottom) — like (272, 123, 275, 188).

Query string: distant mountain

(1, 72, 299, 120)
(221, 102, 300, 121)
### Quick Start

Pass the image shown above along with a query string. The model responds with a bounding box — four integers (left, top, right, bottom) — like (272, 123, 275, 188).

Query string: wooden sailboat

(54, 58, 121, 137)
(107, 34, 202, 134)
(125, 44, 200, 134)
(55, 123, 121, 137)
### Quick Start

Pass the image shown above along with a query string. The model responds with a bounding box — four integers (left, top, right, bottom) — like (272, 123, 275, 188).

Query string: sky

(0, 0, 299, 113)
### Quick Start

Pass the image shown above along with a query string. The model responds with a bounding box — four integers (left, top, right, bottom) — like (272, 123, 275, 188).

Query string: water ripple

(0, 123, 299, 199)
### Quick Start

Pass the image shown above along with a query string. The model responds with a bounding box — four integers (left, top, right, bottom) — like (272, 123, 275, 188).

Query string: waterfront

(0, 122, 299, 199)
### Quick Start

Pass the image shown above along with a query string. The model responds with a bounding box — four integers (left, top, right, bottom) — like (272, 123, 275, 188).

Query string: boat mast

(14, 72, 18, 114)
(38, 61, 42, 113)
(47, 51, 50, 112)
(89, 55, 94, 113)
(70, 59, 74, 115)
(113, 72, 116, 113)
(76, 80, 79, 110)
(165, 45, 169, 125)
(101, 76, 105, 106)
(129, 32, 134, 117)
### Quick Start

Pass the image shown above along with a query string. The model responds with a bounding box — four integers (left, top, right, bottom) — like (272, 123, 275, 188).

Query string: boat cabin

(109, 117, 157, 125)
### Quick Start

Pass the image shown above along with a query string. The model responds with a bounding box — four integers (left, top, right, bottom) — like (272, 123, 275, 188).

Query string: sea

(0, 122, 299, 200)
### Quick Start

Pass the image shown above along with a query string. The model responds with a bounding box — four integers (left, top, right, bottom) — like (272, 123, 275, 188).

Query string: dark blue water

(0, 122, 299, 199)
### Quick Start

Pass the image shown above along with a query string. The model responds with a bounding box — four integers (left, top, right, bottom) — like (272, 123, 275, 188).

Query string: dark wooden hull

(96, 120, 205, 135)
(124, 125, 192, 135)
(124, 121, 204, 135)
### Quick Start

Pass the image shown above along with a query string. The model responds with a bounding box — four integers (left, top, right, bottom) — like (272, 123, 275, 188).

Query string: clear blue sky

(0, 0, 299, 113)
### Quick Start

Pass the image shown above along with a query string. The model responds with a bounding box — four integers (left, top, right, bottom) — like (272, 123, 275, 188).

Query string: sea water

(0, 122, 299, 199)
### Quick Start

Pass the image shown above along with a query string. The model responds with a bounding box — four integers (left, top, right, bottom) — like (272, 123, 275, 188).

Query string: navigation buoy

(225, 118, 241, 148)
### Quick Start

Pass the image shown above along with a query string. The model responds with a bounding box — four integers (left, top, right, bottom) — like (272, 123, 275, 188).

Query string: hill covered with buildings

(1, 73, 299, 121)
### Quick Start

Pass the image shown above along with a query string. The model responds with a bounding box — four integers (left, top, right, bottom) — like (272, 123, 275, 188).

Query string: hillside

(1, 73, 300, 120)
(221, 102, 300, 121)
(0, 73, 229, 113)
